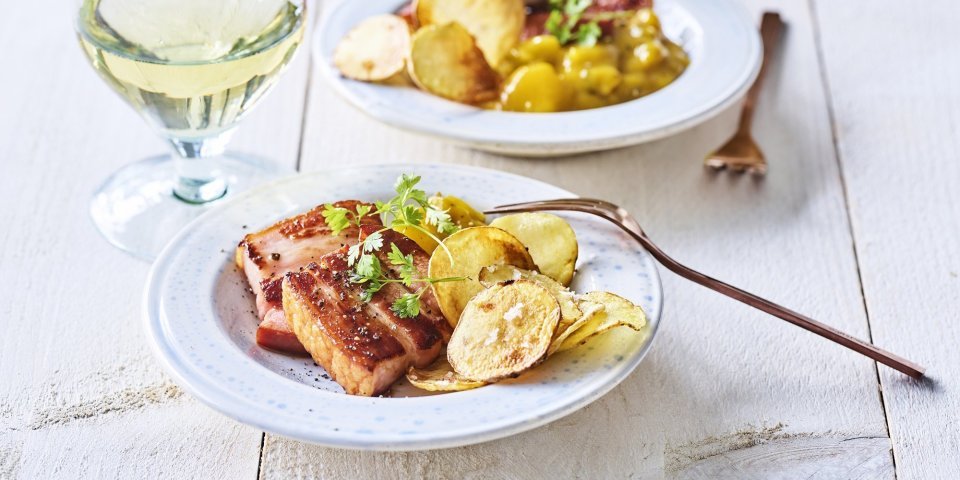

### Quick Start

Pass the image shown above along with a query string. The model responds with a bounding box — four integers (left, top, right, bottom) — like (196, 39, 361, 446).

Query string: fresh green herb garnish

(545, 0, 602, 46)
(321, 174, 466, 318)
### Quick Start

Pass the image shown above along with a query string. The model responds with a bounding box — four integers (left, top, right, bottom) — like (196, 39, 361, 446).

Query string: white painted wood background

(1, 0, 956, 478)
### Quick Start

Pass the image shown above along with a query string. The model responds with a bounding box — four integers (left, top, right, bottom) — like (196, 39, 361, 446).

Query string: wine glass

(76, 0, 306, 259)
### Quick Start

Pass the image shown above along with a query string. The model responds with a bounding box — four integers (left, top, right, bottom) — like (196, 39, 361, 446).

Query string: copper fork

(485, 198, 925, 378)
(705, 12, 785, 175)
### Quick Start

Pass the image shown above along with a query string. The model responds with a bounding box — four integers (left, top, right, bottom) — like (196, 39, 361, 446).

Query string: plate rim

(143, 163, 664, 450)
(313, 0, 762, 154)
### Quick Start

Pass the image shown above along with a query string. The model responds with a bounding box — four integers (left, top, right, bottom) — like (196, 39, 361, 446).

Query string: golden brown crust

(283, 264, 409, 396)
(235, 201, 382, 355)
(361, 226, 454, 342)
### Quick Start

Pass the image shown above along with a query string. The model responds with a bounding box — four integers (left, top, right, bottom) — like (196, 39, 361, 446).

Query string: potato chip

(554, 292, 647, 353)
(448, 281, 560, 382)
(547, 299, 606, 355)
(478, 264, 581, 332)
(581, 292, 647, 331)
(408, 22, 500, 104)
(490, 213, 578, 286)
(429, 194, 487, 228)
(428, 226, 536, 327)
(334, 14, 411, 81)
(407, 355, 486, 392)
(415, 0, 524, 67)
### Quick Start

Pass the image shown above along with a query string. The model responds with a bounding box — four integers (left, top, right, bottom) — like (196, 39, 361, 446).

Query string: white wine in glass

(77, 0, 306, 259)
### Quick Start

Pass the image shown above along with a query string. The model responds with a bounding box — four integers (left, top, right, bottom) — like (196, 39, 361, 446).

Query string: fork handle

(739, 12, 784, 134)
(622, 224, 925, 378)
(486, 204, 924, 378)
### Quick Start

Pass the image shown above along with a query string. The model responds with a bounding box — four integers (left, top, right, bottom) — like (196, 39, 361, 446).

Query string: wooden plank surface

(5, 0, 955, 477)
(260, 0, 894, 477)
(0, 1, 311, 478)
(813, 1, 960, 478)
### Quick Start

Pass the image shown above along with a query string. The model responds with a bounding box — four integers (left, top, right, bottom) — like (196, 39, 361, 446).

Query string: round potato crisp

(447, 281, 560, 382)
(490, 212, 578, 286)
(428, 226, 536, 327)
(408, 22, 500, 104)
(415, 0, 525, 67)
(334, 14, 411, 81)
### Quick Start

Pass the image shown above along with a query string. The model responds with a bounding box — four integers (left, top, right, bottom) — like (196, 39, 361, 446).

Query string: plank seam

(255, 432, 266, 480)
(293, 8, 318, 173)
(294, 60, 314, 173)
(807, 0, 898, 478)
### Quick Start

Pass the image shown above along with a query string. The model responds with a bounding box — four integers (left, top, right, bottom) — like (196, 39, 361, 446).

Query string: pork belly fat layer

(255, 311, 307, 355)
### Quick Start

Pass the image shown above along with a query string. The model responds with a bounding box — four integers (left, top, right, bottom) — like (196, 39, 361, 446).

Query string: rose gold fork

(705, 12, 784, 175)
(486, 198, 925, 378)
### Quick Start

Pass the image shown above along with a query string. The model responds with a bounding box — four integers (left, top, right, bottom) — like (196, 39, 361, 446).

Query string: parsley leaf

(387, 243, 417, 287)
(321, 204, 351, 235)
(574, 21, 602, 46)
(362, 231, 384, 254)
(424, 207, 457, 235)
(354, 254, 381, 280)
(391, 293, 421, 318)
(346, 244, 361, 265)
(564, 0, 592, 16)
(545, 0, 601, 46)
(394, 174, 421, 196)
(359, 283, 384, 303)
(355, 204, 372, 219)
(400, 205, 424, 227)
(546, 10, 569, 43)
(319, 173, 473, 319)
(386, 242, 407, 266)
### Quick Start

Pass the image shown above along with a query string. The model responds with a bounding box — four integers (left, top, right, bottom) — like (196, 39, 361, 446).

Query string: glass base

(90, 152, 290, 261)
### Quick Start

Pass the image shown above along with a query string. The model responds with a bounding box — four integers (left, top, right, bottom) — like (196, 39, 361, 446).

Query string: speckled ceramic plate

(314, 0, 761, 157)
(144, 164, 663, 450)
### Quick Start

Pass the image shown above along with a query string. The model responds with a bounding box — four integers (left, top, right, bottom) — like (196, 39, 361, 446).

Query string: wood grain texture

(0, 1, 311, 478)
(813, 1, 960, 478)
(669, 434, 891, 480)
(260, 0, 893, 477)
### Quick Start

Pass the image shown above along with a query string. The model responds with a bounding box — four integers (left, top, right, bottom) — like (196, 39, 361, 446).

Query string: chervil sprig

(322, 203, 371, 236)
(321, 174, 468, 318)
(347, 244, 465, 317)
(545, 0, 602, 46)
(377, 174, 459, 257)
(387, 243, 417, 286)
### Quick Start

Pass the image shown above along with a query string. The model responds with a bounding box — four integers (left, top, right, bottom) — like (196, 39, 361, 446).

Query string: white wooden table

(3, 1, 958, 478)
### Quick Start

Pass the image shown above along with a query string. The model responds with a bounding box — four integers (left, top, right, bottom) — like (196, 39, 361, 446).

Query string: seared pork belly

(360, 226, 452, 341)
(283, 230, 449, 395)
(236, 200, 381, 354)
(283, 263, 409, 396)
(320, 252, 443, 368)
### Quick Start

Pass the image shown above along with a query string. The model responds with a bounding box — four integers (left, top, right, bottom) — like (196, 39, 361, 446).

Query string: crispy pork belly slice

(236, 200, 381, 354)
(283, 263, 408, 396)
(320, 247, 443, 368)
(361, 226, 453, 341)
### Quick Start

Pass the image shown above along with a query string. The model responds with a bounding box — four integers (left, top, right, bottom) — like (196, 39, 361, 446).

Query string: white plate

(314, 0, 761, 157)
(144, 164, 663, 450)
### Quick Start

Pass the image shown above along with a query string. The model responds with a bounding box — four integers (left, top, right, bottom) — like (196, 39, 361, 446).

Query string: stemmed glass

(76, 0, 306, 259)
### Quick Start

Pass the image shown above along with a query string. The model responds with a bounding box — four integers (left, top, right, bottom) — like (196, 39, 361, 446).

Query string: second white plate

(314, 0, 761, 157)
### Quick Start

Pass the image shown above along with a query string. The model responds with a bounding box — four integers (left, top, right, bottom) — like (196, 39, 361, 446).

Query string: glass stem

(169, 132, 232, 204)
